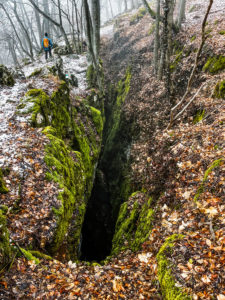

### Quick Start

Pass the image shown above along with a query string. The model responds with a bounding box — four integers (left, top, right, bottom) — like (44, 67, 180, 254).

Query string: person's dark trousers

(45, 48, 52, 60)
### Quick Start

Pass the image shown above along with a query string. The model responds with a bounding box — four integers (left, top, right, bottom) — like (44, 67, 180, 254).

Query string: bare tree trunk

(177, 0, 186, 29)
(83, 0, 102, 89)
(73, 0, 82, 53)
(33, 0, 43, 45)
(20, 2, 40, 51)
(92, 0, 100, 62)
(13, 1, 34, 59)
(154, 0, 160, 74)
(83, 0, 95, 65)
(158, 0, 169, 81)
(80, 2, 84, 53)
(7, 38, 19, 66)
(43, 0, 50, 34)
(108, 0, 114, 17)
(124, 0, 128, 11)
(0, 4, 33, 59)
(142, 0, 157, 20)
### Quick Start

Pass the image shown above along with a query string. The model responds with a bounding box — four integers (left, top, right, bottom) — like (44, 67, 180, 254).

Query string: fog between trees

(0, 0, 143, 65)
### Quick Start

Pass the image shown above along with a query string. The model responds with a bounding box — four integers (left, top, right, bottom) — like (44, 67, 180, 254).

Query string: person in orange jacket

(42, 33, 53, 60)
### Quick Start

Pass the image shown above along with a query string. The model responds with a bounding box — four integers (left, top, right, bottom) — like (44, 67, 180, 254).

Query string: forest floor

(1, 0, 225, 299)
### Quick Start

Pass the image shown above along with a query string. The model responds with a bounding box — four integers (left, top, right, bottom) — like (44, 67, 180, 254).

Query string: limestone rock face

(0, 65, 15, 86)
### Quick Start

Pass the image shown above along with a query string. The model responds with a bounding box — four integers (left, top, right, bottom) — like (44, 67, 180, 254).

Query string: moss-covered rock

(43, 130, 86, 259)
(157, 234, 191, 300)
(213, 80, 225, 99)
(28, 68, 42, 78)
(0, 208, 12, 269)
(0, 64, 15, 86)
(0, 168, 9, 194)
(103, 67, 131, 163)
(203, 55, 225, 74)
(87, 65, 97, 89)
(99, 68, 133, 220)
(193, 109, 205, 124)
(111, 192, 154, 255)
(22, 82, 104, 260)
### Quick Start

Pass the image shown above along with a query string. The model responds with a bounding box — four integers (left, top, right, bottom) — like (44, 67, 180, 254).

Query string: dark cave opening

(80, 170, 114, 262)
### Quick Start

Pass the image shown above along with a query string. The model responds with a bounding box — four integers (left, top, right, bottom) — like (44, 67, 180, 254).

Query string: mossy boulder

(111, 192, 154, 255)
(43, 130, 86, 259)
(0, 208, 12, 269)
(102, 67, 131, 164)
(28, 68, 42, 78)
(193, 109, 205, 124)
(0, 64, 15, 86)
(203, 55, 225, 74)
(157, 234, 191, 300)
(21, 82, 104, 260)
(213, 80, 225, 99)
(54, 45, 70, 55)
(0, 168, 9, 194)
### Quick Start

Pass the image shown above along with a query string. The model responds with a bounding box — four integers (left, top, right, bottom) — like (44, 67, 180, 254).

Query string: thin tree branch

(167, 0, 214, 129)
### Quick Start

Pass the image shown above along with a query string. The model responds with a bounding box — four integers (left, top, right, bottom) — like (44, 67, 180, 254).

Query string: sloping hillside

(0, 0, 224, 299)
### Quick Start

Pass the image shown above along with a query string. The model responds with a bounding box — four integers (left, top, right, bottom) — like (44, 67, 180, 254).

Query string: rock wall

(17, 81, 103, 260)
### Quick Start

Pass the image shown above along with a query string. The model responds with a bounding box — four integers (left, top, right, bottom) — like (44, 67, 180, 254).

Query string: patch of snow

(101, 24, 114, 38)
(0, 53, 88, 174)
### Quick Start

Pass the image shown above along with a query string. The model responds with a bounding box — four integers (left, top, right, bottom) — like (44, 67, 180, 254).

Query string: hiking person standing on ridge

(42, 33, 53, 61)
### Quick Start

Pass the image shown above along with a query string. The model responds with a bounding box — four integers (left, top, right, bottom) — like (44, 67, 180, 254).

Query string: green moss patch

(0, 208, 12, 268)
(103, 67, 131, 160)
(87, 65, 97, 89)
(20, 248, 40, 264)
(213, 80, 225, 99)
(44, 131, 86, 259)
(203, 56, 225, 74)
(170, 51, 183, 72)
(130, 7, 147, 25)
(190, 35, 196, 42)
(194, 158, 224, 203)
(29, 250, 52, 260)
(193, 109, 205, 124)
(28, 68, 42, 78)
(111, 193, 154, 255)
(148, 24, 156, 35)
(0, 168, 9, 194)
(219, 30, 225, 35)
(157, 234, 191, 300)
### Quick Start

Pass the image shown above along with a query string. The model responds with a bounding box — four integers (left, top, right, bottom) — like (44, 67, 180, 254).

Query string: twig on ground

(173, 83, 206, 122)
